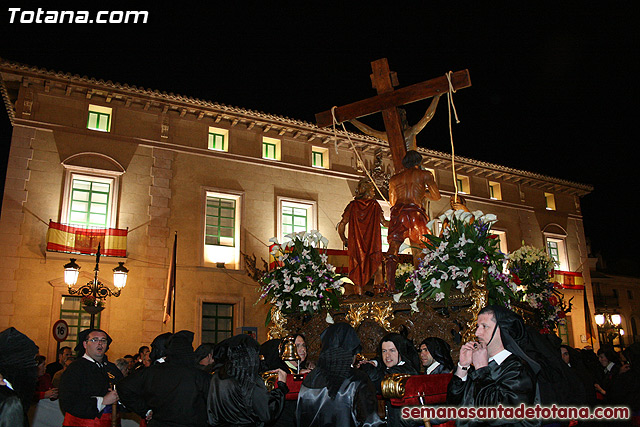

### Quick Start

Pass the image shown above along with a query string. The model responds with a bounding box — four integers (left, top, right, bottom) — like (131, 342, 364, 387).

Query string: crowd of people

(0, 305, 639, 427)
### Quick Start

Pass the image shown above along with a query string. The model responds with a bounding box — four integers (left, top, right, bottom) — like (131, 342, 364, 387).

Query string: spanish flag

(46, 221, 127, 257)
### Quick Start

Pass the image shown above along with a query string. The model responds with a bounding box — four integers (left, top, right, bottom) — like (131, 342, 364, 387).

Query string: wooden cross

(316, 58, 471, 171)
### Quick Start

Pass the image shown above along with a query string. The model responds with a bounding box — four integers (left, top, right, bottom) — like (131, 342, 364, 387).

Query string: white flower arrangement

(258, 231, 346, 325)
(403, 209, 516, 309)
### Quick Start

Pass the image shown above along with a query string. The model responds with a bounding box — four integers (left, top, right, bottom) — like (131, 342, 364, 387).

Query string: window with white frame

(545, 192, 556, 211)
(545, 234, 568, 271)
(208, 127, 229, 152)
(489, 181, 502, 200)
(61, 168, 120, 228)
(262, 137, 281, 161)
(203, 190, 242, 269)
(456, 175, 470, 194)
(277, 197, 317, 243)
(87, 104, 112, 132)
(311, 146, 329, 169)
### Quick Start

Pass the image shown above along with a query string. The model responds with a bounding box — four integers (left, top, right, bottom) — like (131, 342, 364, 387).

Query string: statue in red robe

(337, 180, 388, 295)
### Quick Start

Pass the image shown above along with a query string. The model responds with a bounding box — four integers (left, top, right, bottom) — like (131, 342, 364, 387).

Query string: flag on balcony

(46, 221, 127, 257)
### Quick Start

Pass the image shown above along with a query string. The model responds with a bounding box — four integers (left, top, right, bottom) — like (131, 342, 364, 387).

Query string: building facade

(0, 59, 598, 363)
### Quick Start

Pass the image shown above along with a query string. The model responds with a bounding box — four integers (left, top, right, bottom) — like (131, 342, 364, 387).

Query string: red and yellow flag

(46, 221, 127, 257)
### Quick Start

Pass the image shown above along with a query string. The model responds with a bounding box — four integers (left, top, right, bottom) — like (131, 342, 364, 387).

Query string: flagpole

(163, 231, 177, 332)
(172, 232, 177, 333)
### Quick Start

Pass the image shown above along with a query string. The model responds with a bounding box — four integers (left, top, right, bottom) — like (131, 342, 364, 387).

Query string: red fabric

(389, 373, 452, 407)
(63, 412, 116, 427)
(342, 199, 384, 288)
(278, 372, 307, 401)
(35, 374, 53, 400)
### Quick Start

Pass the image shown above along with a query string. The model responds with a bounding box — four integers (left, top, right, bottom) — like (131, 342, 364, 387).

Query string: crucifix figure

(316, 58, 471, 171)
(316, 59, 471, 292)
(350, 97, 441, 152)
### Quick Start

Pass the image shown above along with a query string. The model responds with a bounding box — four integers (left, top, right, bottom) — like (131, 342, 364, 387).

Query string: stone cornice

(1, 58, 593, 197)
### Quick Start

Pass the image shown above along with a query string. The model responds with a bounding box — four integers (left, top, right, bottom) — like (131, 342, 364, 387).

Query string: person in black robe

(259, 338, 298, 427)
(609, 343, 640, 425)
(118, 330, 210, 427)
(595, 346, 621, 402)
(59, 328, 123, 427)
(0, 327, 39, 427)
(420, 337, 454, 374)
(208, 334, 289, 427)
(297, 322, 384, 427)
(447, 306, 540, 427)
(359, 333, 419, 427)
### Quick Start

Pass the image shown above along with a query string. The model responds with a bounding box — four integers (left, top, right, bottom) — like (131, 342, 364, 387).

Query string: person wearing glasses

(59, 329, 123, 427)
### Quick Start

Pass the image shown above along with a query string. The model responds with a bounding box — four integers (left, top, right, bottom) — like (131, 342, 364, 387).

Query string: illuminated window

(202, 303, 234, 344)
(203, 190, 242, 269)
(545, 193, 556, 210)
(312, 146, 329, 168)
(87, 105, 112, 132)
(61, 169, 119, 228)
(205, 196, 236, 247)
(489, 181, 502, 200)
(456, 175, 470, 194)
(208, 127, 228, 152)
(545, 235, 568, 270)
(262, 137, 281, 160)
(277, 197, 317, 243)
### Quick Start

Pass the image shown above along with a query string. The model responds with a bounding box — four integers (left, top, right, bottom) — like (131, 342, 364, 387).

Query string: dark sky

(1, 2, 638, 274)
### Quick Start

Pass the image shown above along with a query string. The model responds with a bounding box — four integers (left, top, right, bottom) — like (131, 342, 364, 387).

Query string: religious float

(242, 58, 572, 420)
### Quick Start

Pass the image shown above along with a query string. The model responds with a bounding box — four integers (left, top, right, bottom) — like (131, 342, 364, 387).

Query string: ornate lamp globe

(112, 262, 129, 289)
(610, 314, 622, 326)
(595, 314, 605, 326)
(63, 258, 81, 287)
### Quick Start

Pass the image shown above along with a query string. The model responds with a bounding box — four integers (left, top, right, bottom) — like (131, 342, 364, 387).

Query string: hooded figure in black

(149, 332, 172, 365)
(259, 339, 291, 373)
(609, 343, 640, 418)
(447, 306, 540, 427)
(420, 337, 455, 374)
(258, 338, 297, 427)
(118, 330, 210, 427)
(208, 334, 289, 427)
(297, 322, 384, 427)
(0, 327, 38, 427)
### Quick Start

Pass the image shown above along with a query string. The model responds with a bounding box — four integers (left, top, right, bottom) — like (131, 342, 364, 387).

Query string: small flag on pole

(163, 232, 177, 324)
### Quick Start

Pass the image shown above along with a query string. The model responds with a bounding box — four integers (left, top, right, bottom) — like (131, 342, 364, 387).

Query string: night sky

(1, 2, 638, 274)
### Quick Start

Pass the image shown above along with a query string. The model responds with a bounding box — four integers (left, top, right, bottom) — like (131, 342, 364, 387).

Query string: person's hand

(594, 384, 606, 395)
(620, 363, 631, 374)
(356, 360, 375, 369)
(299, 368, 311, 374)
(458, 342, 475, 368)
(102, 389, 119, 405)
(471, 342, 489, 369)
(44, 388, 58, 399)
(274, 368, 287, 383)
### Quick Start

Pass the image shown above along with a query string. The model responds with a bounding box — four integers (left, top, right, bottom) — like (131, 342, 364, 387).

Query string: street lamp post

(63, 243, 129, 329)
(595, 312, 624, 348)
